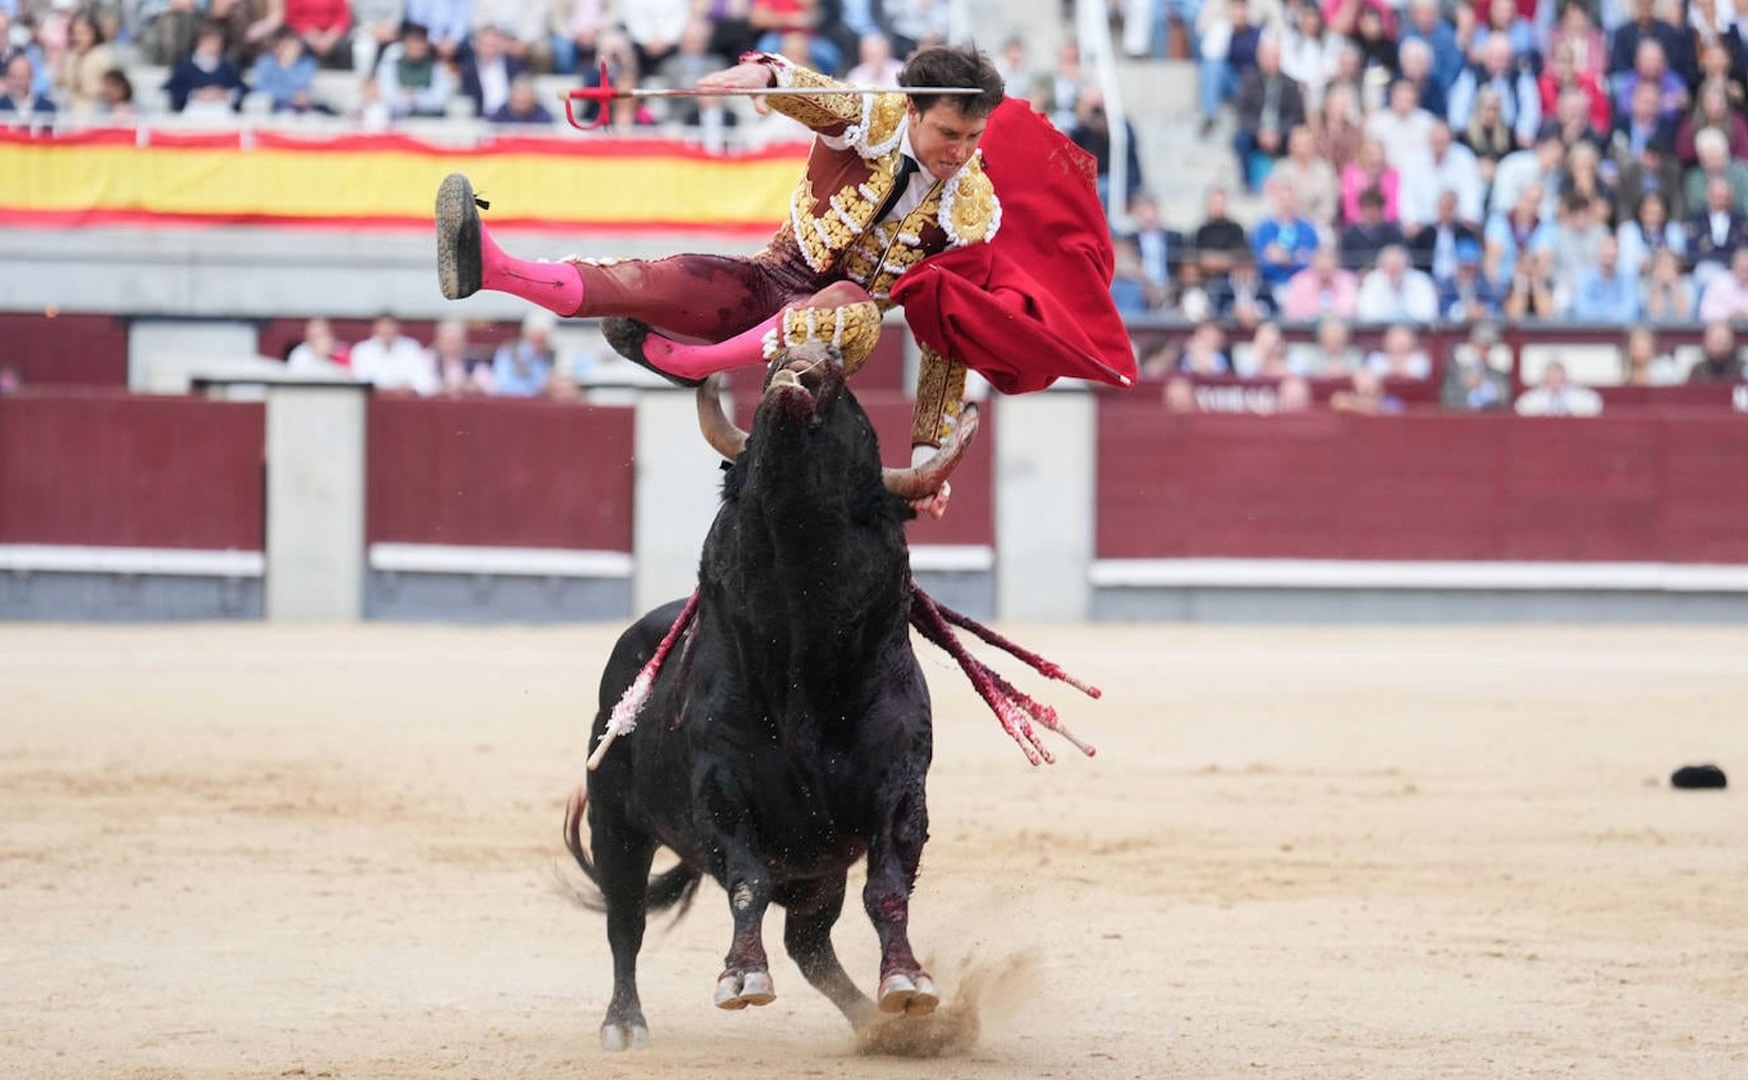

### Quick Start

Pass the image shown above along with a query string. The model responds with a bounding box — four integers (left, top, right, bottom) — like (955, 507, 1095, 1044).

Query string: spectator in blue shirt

(492, 311, 557, 397)
(1400, 0, 1464, 89)
(489, 74, 553, 125)
(0, 51, 54, 116)
(250, 28, 320, 113)
(1251, 178, 1318, 287)
(403, 0, 472, 61)
(1568, 235, 1643, 323)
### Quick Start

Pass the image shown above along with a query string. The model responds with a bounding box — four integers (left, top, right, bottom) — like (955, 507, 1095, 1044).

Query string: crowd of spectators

(283, 310, 587, 398)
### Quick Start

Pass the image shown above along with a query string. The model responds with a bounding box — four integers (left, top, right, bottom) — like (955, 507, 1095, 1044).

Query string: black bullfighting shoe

(435, 173, 485, 301)
(600, 317, 705, 388)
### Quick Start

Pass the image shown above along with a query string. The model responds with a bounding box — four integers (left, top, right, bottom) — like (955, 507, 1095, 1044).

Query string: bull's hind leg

(864, 777, 940, 1016)
(780, 876, 878, 1031)
(591, 807, 658, 1051)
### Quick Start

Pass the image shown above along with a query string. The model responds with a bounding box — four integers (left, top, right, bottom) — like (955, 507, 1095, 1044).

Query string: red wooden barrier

(0, 313, 131, 387)
(1097, 400, 1748, 563)
(367, 396, 635, 550)
(0, 392, 264, 549)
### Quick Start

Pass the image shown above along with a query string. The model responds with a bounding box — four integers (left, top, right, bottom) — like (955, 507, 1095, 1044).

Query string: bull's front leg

(697, 776, 778, 1010)
(863, 774, 939, 1016)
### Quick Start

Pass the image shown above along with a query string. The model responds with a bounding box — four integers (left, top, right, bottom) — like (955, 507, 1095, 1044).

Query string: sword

(561, 60, 982, 131)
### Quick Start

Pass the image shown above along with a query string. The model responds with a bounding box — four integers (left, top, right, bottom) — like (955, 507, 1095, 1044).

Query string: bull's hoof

(714, 968, 776, 1010)
(877, 971, 940, 1016)
(600, 1020, 649, 1052)
(435, 173, 483, 301)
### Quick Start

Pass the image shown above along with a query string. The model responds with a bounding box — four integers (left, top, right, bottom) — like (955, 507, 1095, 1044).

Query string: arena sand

(1, 623, 1744, 1079)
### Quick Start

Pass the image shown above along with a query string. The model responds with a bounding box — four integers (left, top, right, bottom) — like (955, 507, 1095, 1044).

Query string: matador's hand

(697, 62, 776, 113)
(909, 481, 951, 521)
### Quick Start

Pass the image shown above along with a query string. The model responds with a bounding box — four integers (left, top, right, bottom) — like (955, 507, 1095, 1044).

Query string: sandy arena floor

(1, 622, 1744, 1079)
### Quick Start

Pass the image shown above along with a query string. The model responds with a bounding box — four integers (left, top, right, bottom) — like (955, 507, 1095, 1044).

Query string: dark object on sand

(1670, 764, 1728, 790)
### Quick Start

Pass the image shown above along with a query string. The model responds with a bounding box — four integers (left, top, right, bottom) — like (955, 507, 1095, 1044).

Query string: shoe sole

(434, 173, 481, 301)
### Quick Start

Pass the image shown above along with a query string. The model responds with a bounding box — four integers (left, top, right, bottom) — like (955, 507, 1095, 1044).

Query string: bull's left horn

(882, 403, 981, 500)
(695, 375, 748, 462)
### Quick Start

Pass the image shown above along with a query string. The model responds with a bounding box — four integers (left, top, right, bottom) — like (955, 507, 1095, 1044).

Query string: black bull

(564, 344, 979, 1051)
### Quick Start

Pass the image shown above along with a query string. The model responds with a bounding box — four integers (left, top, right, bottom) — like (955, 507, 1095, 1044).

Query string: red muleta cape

(891, 97, 1137, 395)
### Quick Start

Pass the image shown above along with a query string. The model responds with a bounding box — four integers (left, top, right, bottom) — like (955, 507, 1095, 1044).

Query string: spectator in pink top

(1278, 247, 1360, 320)
(1340, 138, 1401, 225)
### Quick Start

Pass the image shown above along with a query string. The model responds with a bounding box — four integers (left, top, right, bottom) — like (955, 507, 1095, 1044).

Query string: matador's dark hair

(898, 44, 1005, 118)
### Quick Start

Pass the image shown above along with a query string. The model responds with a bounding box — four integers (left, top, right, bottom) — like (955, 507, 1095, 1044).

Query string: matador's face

(905, 101, 987, 182)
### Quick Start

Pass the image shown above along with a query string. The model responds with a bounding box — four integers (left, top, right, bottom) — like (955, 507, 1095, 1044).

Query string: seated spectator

(658, 18, 732, 130)
(1687, 321, 1744, 383)
(626, 0, 691, 77)
(994, 34, 1028, 98)
(1684, 128, 1748, 218)
(1340, 186, 1406, 269)
(403, 0, 471, 63)
(1608, 81, 1681, 222)
(1561, 141, 1615, 223)
(1365, 79, 1436, 171)
(1396, 39, 1448, 120)
(249, 27, 321, 113)
(1233, 321, 1295, 378)
(349, 0, 403, 77)
(1483, 180, 1553, 286)
(1676, 81, 1748, 170)
(1568, 235, 1643, 322)
(1539, 87, 1606, 156)
(1069, 88, 1144, 207)
(1447, 37, 1539, 149)
(1039, 40, 1085, 132)
(285, 316, 350, 371)
(1121, 192, 1185, 306)
(1315, 84, 1366, 173)
(1357, 244, 1439, 322)
(475, 0, 556, 72)
(352, 314, 437, 395)
(377, 23, 456, 119)
(1290, 315, 1364, 374)
(0, 52, 55, 117)
(1547, 0, 1606, 82)
(1346, 4, 1398, 90)
(1684, 175, 1748, 286)
(1459, 87, 1517, 189)
(1111, 237, 1158, 315)
(1502, 247, 1562, 319)
(1196, 0, 1269, 136)
(1412, 189, 1483, 278)
(492, 311, 557, 397)
(553, 0, 610, 76)
(1274, 375, 1314, 413)
(1252, 179, 1319, 288)
(1515, 360, 1603, 415)
(883, 0, 950, 59)
(1192, 186, 1251, 285)
(1177, 323, 1232, 376)
(97, 67, 135, 118)
(1691, 35, 1746, 113)
(1439, 239, 1503, 320)
(1608, 0, 1686, 78)
(1536, 42, 1610, 136)
(1280, 2, 1342, 113)
(1330, 369, 1404, 414)
(1208, 254, 1278, 328)
(1611, 39, 1688, 125)
(1642, 247, 1695, 320)
(1275, 125, 1339, 230)
(164, 21, 245, 115)
(845, 31, 902, 88)
(461, 24, 525, 119)
(1544, 191, 1611, 287)
(490, 75, 553, 124)
(278, 0, 352, 70)
(428, 318, 493, 395)
(1441, 350, 1510, 410)
(1489, 130, 1564, 224)
(1698, 247, 1748, 322)
(1340, 138, 1401, 226)
(1621, 326, 1683, 385)
(1280, 248, 1360, 321)
(1231, 35, 1306, 191)
(54, 11, 116, 116)
(1400, 0, 1464, 91)
(1402, 122, 1484, 232)
(1465, 0, 1537, 68)
(1365, 323, 1433, 379)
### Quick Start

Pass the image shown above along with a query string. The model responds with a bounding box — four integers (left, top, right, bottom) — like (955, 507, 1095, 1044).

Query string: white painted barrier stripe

(1089, 559, 1748, 593)
(909, 545, 995, 573)
(0, 545, 265, 578)
(368, 543, 634, 579)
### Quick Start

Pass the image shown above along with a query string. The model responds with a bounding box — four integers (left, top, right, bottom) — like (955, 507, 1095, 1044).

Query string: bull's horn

(883, 403, 981, 500)
(695, 375, 748, 462)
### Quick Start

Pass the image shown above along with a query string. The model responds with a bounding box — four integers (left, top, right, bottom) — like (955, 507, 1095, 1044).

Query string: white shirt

(821, 122, 940, 224)
(351, 334, 438, 395)
(1516, 384, 1603, 416)
(1356, 268, 1441, 323)
(1364, 107, 1437, 171)
(1399, 143, 1485, 228)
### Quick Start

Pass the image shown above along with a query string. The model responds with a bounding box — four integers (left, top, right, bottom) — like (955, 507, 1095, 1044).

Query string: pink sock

(641, 313, 782, 381)
(479, 224, 586, 317)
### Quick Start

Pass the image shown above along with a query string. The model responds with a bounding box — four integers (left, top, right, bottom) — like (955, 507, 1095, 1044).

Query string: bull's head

(695, 342, 977, 501)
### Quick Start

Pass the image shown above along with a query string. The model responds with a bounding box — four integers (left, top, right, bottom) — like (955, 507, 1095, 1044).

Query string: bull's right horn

(695, 375, 749, 462)
(882, 403, 981, 500)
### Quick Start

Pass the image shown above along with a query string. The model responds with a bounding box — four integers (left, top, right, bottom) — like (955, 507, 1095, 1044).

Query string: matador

(434, 44, 1136, 511)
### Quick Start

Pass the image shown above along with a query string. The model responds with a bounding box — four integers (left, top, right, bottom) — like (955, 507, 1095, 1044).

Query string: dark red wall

(0, 393, 265, 549)
(0, 313, 131, 387)
(367, 397, 635, 550)
(1097, 401, 1748, 563)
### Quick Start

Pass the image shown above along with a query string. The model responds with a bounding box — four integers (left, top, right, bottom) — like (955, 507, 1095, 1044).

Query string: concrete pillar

(633, 387, 726, 615)
(995, 389, 1096, 621)
(265, 383, 369, 621)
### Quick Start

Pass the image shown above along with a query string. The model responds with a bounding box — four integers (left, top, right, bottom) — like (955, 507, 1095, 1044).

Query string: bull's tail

(562, 787, 703, 920)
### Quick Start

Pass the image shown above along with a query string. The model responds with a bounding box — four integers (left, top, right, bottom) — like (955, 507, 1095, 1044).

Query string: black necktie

(875, 155, 919, 224)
